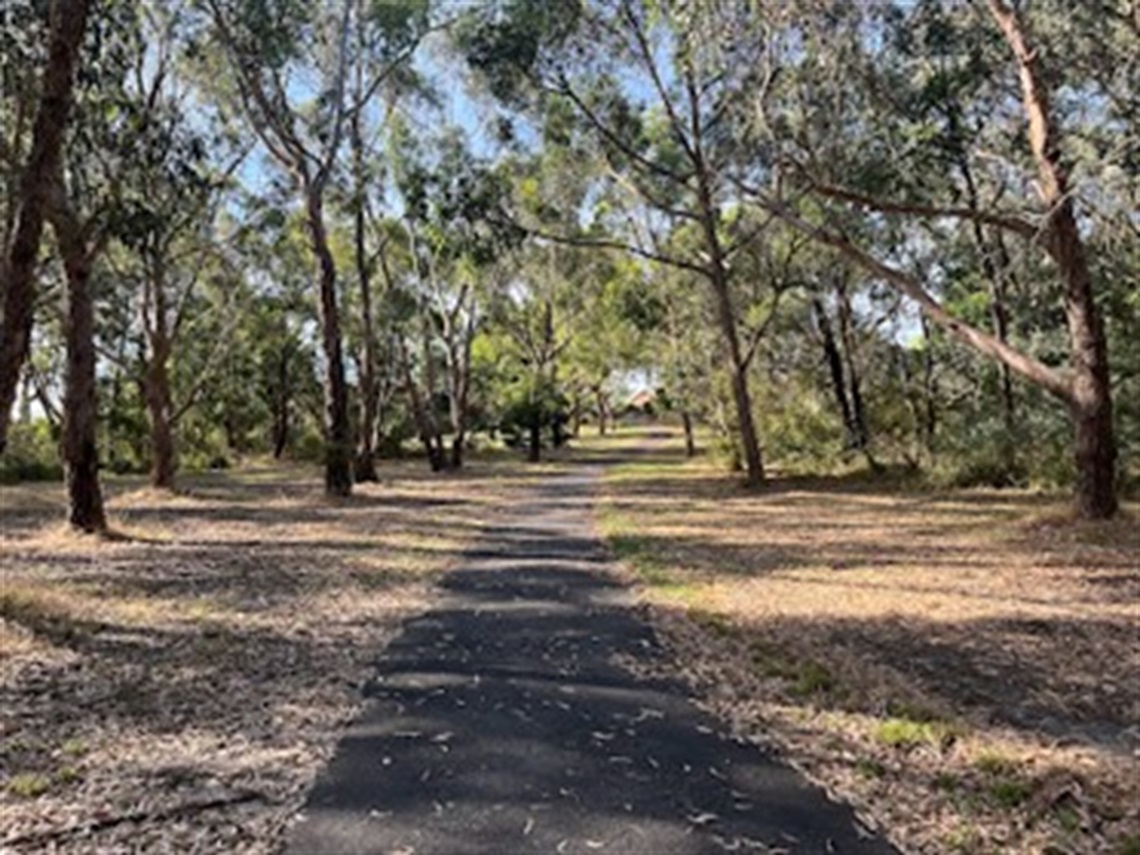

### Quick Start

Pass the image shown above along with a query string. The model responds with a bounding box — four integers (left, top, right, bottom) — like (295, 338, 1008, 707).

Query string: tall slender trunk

(527, 418, 542, 463)
(834, 279, 871, 453)
(685, 69, 763, 485)
(144, 346, 175, 490)
(919, 315, 938, 455)
(142, 260, 176, 490)
(696, 190, 763, 485)
(681, 410, 696, 457)
(709, 268, 764, 485)
(0, 0, 90, 453)
(447, 334, 472, 470)
(419, 311, 445, 467)
(49, 179, 105, 533)
(813, 296, 857, 447)
(989, 0, 1117, 518)
(595, 386, 607, 436)
(272, 346, 290, 458)
(305, 187, 353, 497)
(570, 393, 582, 437)
(350, 106, 378, 482)
(398, 335, 443, 472)
(893, 346, 925, 466)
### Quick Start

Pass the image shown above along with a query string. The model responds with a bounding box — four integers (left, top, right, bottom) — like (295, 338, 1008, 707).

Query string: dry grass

(0, 457, 539, 853)
(596, 427, 1140, 855)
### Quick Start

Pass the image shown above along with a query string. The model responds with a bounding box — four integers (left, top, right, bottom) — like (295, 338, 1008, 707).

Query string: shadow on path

(285, 467, 896, 854)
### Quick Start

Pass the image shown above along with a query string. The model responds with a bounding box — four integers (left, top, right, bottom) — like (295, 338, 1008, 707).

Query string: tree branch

(748, 193, 1073, 402)
(805, 180, 1042, 242)
(516, 219, 710, 277)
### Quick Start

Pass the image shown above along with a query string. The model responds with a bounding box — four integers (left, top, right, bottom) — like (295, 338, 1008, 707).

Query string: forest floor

(2, 434, 1137, 854)
(592, 427, 1140, 854)
(0, 455, 552, 853)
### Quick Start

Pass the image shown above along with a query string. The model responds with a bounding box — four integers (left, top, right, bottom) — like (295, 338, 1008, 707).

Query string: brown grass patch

(0, 457, 527, 852)
(597, 427, 1140, 854)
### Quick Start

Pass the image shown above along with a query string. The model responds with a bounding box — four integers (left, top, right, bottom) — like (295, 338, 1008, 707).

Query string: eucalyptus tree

(461, 0, 779, 486)
(0, 0, 90, 457)
(486, 266, 572, 463)
(96, 5, 243, 490)
(738, 0, 1134, 517)
(201, 0, 432, 496)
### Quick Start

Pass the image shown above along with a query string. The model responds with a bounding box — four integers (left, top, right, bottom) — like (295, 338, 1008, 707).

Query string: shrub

(0, 422, 62, 483)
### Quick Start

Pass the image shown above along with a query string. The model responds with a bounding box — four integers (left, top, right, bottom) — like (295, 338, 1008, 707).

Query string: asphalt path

(285, 466, 897, 855)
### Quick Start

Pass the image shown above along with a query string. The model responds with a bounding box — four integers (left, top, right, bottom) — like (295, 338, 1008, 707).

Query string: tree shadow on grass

(677, 604, 1140, 754)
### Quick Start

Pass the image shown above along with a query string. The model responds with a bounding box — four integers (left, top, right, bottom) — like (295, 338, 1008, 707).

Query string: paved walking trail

(285, 467, 896, 854)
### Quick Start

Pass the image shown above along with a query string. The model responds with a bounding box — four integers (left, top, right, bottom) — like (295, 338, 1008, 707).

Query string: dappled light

(2, 0, 1136, 853)
(598, 427, 1139, 853)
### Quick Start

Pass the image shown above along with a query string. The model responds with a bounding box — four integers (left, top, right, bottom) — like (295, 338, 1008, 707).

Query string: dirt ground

(0, 458, 544, 853)
(593, 428, 1139, 854)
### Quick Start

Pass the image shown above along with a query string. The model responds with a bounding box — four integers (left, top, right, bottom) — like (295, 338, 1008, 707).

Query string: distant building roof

(626, 389, 656, 410)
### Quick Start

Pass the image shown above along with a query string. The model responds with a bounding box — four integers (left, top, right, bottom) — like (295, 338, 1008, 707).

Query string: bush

(947, 454, 1030, 489)
(292, 430, 326, 463)
(0, 422, 62, 484)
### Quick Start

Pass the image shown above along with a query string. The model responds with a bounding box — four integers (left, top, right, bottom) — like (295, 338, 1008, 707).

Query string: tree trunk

(350, 104, 378, 483)
(271, 347, 290, 459)
(813, 296, 857, 447)
(444, 320, 473, 470)
(595, 387, 607, 436)
(682, 410, 696, 457)
(398, 336, 444, 472)
(305, 187, 353, 497)
(1058, 227, 1117, 518)
(919, 315, 938, 455)
(141, 256, 177, 490)
(988, 0, 1117, 518)
(834, 280, 871, 453)
(50, 181, 106, 533)
(696, 178, 763, 485)
(709, 272, 764, 485)
(144, 351, 176, 490)
(0, 0, 90, 454)
(527, 418, 541, 463)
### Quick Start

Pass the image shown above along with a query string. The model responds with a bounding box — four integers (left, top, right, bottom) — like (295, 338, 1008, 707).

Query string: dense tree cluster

(2, 0, 1135, 527)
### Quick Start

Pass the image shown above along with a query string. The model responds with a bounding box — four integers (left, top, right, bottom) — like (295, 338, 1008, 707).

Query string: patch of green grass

(751, 646, 797, 680)
(749, 647, 842, 699)
(605, 532, 701, 602)
(973, 750, 1019, 776)
(688, 608, 734, 636)
(855, 757, 887, 779)
(55, 765, 82, 785)
(987, 777, 1034, 808)
(1118, 834, 1140, 855)
(608, 532, 650, 557)
(970, 751, 1035, 810)
(60, 738, 87, 758)
(790, 660, 836, 697)
(945, 826, 985, 853)
(1054, 804, 1082, 833)
(873, 716, 958, 749)
(885, 699, 942, 723)
(934, 772, 960, 792)
(7, 773, 51, 798)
